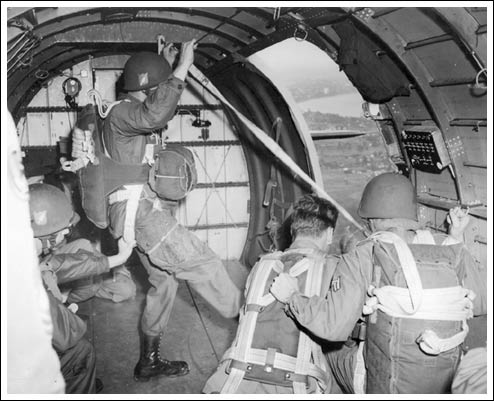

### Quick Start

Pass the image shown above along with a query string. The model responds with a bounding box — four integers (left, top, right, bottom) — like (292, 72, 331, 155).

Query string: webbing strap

(353, 341, 366, 394)
(237, 260, 280, 360)
(222, 347, 328, 384)
(370, 231, 423, 314)
(293, 257, 325, 393)
(228, 359, 309, 385)
(221, 254, 328, 393)
(366, 285, 475, 321)
(221, 367, 244, 394)
(122, 184, 142, 246)
(288, 257, 311, 277)
(417, 321, 470, 355)
(221, 258, 280, 393)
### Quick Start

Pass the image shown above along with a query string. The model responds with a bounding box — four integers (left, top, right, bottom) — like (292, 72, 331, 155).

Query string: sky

(252, 38, 365, 117)
(254, 38, 345, 83)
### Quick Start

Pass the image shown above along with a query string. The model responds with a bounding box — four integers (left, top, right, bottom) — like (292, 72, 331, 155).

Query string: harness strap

(221, 258, 279, 393)
(365, 285, 475, 321)
(222, 347, 329, 385)
(370, 231, 423, 314)
(228, 359, 309, 386)
(417, 321, 470, 355)
(221, 253, 328, 393)
(353, 341, 366, 394)
(293, 257, 325, 394)
(121, 184, 142, 246)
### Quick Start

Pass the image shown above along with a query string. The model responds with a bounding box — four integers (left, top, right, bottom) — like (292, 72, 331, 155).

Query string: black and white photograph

(2, 2, 492, 398)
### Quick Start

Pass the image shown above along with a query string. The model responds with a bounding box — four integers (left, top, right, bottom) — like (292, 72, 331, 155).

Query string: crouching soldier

(30, 183, 136, 305)
(29, 183, 134, 393)
(203, 194, 339, 394)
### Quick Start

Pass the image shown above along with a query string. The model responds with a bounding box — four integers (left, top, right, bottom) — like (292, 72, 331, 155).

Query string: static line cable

(185, 282, 220, 363)
(187, 65, 368, 235)
(7, 35, 32, 64)
(7, 38, 39, 74)
(7, 31, 29, 55)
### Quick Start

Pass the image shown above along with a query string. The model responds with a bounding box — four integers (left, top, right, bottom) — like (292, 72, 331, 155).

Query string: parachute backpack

(149, 143, 197, 201)
(65, 104, 149, 228)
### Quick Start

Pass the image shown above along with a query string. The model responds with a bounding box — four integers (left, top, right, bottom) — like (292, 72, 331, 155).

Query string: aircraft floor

(78, 256, 249, 394)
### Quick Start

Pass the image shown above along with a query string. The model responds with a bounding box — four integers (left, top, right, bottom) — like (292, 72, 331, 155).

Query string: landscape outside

(253, 39, 395, 250)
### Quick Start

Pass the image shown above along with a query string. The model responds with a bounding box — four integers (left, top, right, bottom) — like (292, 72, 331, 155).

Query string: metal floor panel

(81, 257, 248, 394)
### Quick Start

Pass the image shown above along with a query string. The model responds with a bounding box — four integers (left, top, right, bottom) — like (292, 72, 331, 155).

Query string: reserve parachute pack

(149, 143, 197, 201)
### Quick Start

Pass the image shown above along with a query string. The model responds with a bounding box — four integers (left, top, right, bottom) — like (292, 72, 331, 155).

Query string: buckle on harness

(225, 359, 308, 388)
(351, 320, 367, 341)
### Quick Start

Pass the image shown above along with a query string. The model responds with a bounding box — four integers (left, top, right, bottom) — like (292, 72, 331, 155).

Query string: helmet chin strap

(38, 228, 70, 255)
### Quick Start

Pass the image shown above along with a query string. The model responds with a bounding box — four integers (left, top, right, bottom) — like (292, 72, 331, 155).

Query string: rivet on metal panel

(355, 8, 375, 21)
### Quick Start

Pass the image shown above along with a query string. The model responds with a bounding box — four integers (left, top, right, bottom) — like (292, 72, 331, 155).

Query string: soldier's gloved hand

(270, 273, 299, 304)
(163, 42, 179, 68)
(178, 39, 196, 69)
(447, 206, 470, 242)
(173, 39, 197, 81)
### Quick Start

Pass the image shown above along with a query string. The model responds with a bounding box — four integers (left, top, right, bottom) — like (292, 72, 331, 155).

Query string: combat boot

(134, 333, 189, 381)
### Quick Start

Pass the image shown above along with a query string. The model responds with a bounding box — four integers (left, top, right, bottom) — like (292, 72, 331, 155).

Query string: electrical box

(401, 125, 451, 173)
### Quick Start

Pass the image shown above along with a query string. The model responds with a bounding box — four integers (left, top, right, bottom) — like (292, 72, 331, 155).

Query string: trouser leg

(136, 207, 242, 319)
(58, 338, 96, 394)
(134, 249, 189, 380)
(94, 266, 136, 302)
(137, 249, 179, 336)
(147, 224, 242, 318)
(325, 341, 359, 394)
(184, 260, 242, 319)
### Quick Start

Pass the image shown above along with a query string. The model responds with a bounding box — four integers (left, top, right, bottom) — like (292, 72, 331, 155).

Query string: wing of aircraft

(310, 129, 366, 140)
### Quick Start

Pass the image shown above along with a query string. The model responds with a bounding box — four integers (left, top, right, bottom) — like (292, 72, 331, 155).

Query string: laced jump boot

(134, 333, 190, 381)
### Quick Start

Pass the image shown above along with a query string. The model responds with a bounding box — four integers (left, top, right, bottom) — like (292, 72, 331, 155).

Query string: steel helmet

(358, 173, 417, 221)
(29, 183, 80, 237)
(123, 52, 172, 91)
